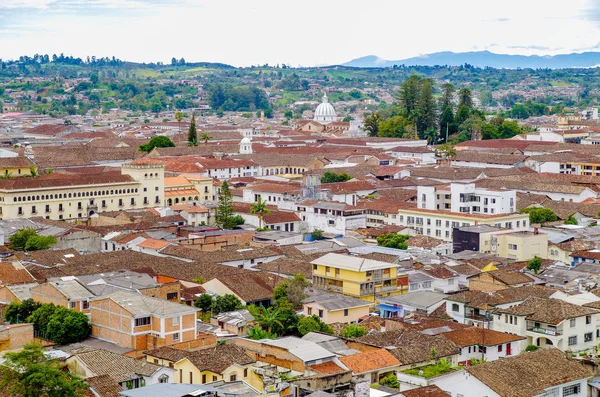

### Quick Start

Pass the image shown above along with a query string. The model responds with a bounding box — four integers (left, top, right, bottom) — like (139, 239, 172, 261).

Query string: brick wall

(0, 323, 34, 351)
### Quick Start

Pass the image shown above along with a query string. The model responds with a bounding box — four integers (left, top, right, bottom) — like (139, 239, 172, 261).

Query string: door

(506, 343, 511, 356)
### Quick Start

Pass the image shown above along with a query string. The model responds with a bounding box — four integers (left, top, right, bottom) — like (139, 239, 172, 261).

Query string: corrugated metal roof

(262, 337, 335, 363)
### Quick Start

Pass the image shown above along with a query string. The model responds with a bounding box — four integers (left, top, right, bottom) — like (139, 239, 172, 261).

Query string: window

(568, 336, 577, 346)
(58, 204, 63, 211)
(563, 385, 581, 396)
(571, 318, 577, 327)
(230, 374, 237, 382)
(83, 301, 89, 310)
(45, 204, 50, 213)
(31, 206, 37, 214)
(318, 309, 323, 318)
(498, 345, 503, 352)
(202, 374, 207, 384)
(135, 317, 151, 327)
(307, 307, 312, 315)
(159, 375, 169, 383)
(344, 309, 349, 316)
(313, 264, 317, 271)
(173, 333, 179, 341)
(585, 332, 593, 342)
(70, 302, 76, 309)
(167, 292, 178, 300)
(172, 316, 179, 326)
(586, 315, 592, 325)
(244, 368, 248, 378)
(452, 303, 459, 312)
(423, 281, 431, 289)
(213, 376, 217, 382)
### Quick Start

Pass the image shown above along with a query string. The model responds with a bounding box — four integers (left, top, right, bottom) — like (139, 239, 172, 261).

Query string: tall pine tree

(416, 78, 436, 138)
(187, 115, 198, 146)
(215, 181, 235, 229)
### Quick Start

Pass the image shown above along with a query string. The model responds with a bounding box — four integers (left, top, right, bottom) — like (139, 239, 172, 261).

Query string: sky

(2, 0, 600, 67)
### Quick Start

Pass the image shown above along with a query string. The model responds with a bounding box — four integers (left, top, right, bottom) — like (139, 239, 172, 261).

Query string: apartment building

(89, 290, 199, 350)
(0, 161, 164, 221)
(453, 225, 549, 260)
(418, 183, 516, 215)
(395, 207, 529, 242)
(311, 253, 409, 302)
(296, 200, 366, 236)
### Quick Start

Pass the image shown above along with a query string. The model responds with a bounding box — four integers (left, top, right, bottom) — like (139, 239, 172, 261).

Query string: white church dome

(314, 93, 337, 124)
(240, 137, 252, 145)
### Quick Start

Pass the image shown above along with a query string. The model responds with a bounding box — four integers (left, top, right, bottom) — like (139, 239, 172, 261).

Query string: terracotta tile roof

(355, 225, 408, 238)
(442, 327, 525, 347)
(571, 250, 600, 260)
(355, 198, 416, 213)
(447, 286, 557, 309)
(73, 348, 161, 383)
(552, 239, 596, 252)
(466, 348, 592, 397)
(452, 151, 528, 165)
(309, 361, 347, 375)
(25, 124, 72, 136)
(485, 269, 535, 285)
(0, 157, 36, 168)
(355, 330, 459, 365)
(145, 344, 254, 374)
(0, 261, 35, 286)
(448, 264, 481, 277)
(421, 266, 457, 279)
(0, 171, 134, 190)
(401, 385, 451, 397)
(171, 203, 209, 213)
(85, 375, 122, 397)
(213, 271, 285, 303)
(245, 183, 302, 195)
(255, 257, 313, 279)
(338, 349, 400, 374)
(456, 139, 556, 151)
(495, 297, 599, 325)
(136, 238, 170, 250)
(322, 180, 378, 195)
(407, 236, 446, 249)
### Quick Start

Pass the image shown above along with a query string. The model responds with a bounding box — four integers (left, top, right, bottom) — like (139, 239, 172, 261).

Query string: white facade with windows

(417, 183, 516, 215)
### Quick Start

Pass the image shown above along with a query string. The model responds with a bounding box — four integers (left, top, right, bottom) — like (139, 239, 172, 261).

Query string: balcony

(465, 312, 493, 322)
(327, 284, 342, 293)
(527, 326, 561, 336)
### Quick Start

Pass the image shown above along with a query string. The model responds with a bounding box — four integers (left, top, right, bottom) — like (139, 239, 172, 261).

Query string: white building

(492, 297, 599, 352)
(297, 201, 366, 236)
(417, 183, 516, 215)
(435, 348, 591, 397)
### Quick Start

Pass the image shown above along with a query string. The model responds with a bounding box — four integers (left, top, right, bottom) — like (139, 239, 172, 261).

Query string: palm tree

(175, 111, 184, 132)
(29, 166, 38, 177)
(199, 131, 212, 145)
(2, 170, 12, 179)
(250, 198, 271, 228)
(253, 306, 285, 335)
(247, 325, 274, 340)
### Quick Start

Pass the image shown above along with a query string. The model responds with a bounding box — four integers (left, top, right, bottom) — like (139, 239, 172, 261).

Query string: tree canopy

(297, 315, 334, 336)
(9, 228, 56, 251)
(321, 171, 352, 184)
(376, 233, 410, 250)
(138, 136, 175, 152)
(0, 343, 88, 397)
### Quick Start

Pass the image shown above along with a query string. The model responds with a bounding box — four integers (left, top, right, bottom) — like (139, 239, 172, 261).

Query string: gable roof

(494, 297, 599, 325)
(145, 344, 254, 374)
(338, 349, 400, 374)
(466, 348, 592, 397)
(74, 348, 161, 383)
(96, 290, 198, 318)
(354, 330, 459, 365)
(442, 327, 525, 347)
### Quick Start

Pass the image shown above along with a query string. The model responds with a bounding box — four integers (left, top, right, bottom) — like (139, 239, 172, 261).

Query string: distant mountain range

(342, 51, 600, 69)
